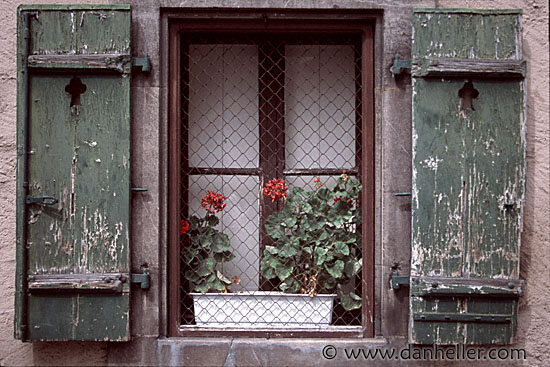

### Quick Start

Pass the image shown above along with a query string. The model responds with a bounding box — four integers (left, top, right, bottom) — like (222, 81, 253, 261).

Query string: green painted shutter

(15, 5, 131, 341)
(410, 9, 526, 345)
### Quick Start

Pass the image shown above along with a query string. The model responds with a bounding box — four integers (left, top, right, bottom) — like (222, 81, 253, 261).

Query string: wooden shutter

(15, 5, 131, 341)
(410, 9, 526, 345)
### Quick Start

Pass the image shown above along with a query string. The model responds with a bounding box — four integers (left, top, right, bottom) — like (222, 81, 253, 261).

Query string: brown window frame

(168, 10, 375, 338)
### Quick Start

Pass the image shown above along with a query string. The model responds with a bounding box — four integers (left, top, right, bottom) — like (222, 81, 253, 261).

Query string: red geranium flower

(334, 196, 353, 205)
(180, 219, 189, 235)
(263, 178, 288, 202)
(341, 170, 349, 182)
(313, 176, 324, 188)
(201, 191, 227, 213)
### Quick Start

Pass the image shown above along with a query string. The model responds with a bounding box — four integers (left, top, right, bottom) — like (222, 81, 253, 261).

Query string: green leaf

(184, 269, 200, 283)
(318, 229, 330, 242)
(340, 292, 362, 311)
(189, 215, 201, 229)
(213, 250, 235, 262)
(205, 214, 219, 227)
(302, 201, 312, 214)
(323, 277, 337, 291)
(344, 234, 358, 244)
(344, 258, 362, 277)
(265, 223, 285, 239)
(197, 233, 212, 249)
(196, 258, 214, 277)
(264, 246, 278, 255)
(211, 232, 230, 253)
(325, 260, 344, 278)
(333, 199, 351, 214)
(317, 187, 333, 202)
(289, 186, 304, 199)
(193, 282, 211, 293)
(210, 278, 226, 291)
(304, 215, 325, 232)
(331, 216, 345, 227)
(279, 244, 298, 258)
(314, 247, 328, 266)
(274, 262, 294, 281)
(281, 215, 297, 227)
(183, 248, 199, 263)
(280, 277, 300, 293)
(334, 241, 349, 256)
(260, 260, 276, 279)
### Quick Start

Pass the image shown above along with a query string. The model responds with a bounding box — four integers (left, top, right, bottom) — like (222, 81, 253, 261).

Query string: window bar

(258, 41, 285, 291)
(179, 40, 194, 325)
(282, 168, 359, 176)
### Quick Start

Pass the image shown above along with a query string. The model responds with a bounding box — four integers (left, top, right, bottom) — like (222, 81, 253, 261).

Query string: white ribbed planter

(191, 291, 336, 327)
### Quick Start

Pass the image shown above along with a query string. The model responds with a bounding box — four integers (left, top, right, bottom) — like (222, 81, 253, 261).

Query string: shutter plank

(16, 5, 131, 341)
(410, 9, 525, 345)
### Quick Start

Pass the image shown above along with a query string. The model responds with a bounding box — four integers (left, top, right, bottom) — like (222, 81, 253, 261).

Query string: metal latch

(26, 195, 58, 205)
(131, 269, 150, 289)
(392, 54, 412, 75)
(132, 53, 151, 73)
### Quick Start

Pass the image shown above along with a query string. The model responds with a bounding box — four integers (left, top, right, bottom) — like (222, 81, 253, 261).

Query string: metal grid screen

(180, 34, 363, 328)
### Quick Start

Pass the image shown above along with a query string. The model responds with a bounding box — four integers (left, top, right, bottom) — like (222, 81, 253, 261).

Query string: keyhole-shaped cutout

(458, 81, 479, 115)
(65, 77, 87, 107)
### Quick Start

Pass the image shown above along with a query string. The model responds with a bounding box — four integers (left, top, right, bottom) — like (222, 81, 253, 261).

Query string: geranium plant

(260, 173, 363, 311)
(181, 191, 236, 293)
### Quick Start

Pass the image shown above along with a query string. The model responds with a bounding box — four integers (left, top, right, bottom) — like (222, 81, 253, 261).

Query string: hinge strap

(392, 54, 412, 75)
(131, 269, 150, 289)
(132, 53, 151, 72)
(414, 312, 513, 324)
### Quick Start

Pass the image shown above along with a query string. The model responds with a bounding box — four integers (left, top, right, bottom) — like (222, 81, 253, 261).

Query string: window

(168, 14, 375, 337)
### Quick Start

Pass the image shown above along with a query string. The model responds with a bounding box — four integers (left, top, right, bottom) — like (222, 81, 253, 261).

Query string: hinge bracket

(391, 275, 410, 290)
(131, 269, 150, 289)
(132, 53, 151, 73)
(392, 54, 412, 75)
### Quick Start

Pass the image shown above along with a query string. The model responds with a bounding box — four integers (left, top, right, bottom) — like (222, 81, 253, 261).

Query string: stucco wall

(0, 0, 548, 366)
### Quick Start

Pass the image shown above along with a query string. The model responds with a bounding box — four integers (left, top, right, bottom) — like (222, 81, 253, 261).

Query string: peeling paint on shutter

(410, 9, 526, 345)
(15, 5, 131, 341)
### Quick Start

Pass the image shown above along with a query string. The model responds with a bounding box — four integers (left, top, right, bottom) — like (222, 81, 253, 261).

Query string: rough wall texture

(0, 0, 548, 366)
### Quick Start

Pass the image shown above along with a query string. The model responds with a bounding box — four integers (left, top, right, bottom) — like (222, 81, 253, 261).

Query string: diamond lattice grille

(180, 34, 363, 327)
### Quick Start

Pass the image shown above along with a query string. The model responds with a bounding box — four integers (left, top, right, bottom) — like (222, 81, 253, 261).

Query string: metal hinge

(131, 269, 150, 289)
(26, 195, 58, 205)
(391, 263, 410, 290)
(392, 275, 410, 290)
(414, 312, 513, 324)
(132, 53, 151, 73)
(131, 187, 148, 192)
(392, 54, 412, 76)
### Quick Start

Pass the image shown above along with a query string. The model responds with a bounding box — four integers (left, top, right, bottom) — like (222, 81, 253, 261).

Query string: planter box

(190, 291, 336, 327)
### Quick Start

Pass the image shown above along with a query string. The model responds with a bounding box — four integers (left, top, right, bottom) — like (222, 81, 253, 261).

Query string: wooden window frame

(168, 11, 375, 338)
